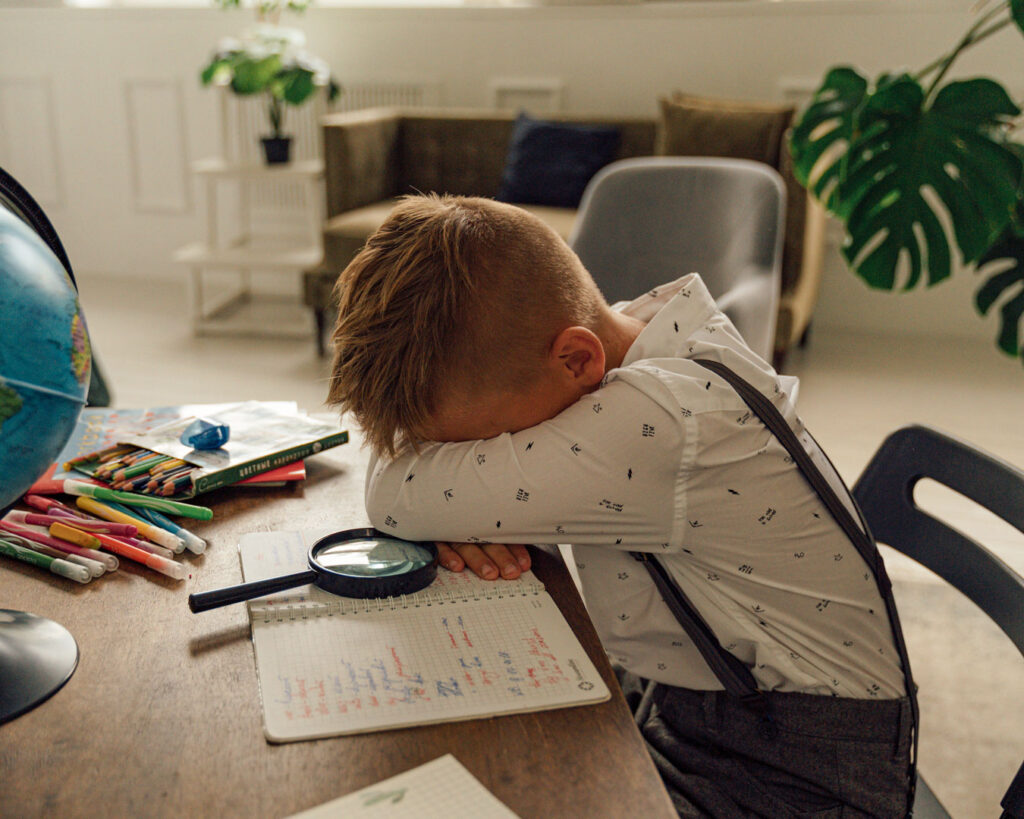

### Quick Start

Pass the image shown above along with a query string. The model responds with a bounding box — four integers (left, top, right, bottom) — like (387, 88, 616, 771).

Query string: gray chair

(569, 157, 785, 362)
(853, 425, 1024, 819)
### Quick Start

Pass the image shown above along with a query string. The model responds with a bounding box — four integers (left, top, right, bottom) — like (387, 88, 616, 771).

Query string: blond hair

(327, 194, 605, 456)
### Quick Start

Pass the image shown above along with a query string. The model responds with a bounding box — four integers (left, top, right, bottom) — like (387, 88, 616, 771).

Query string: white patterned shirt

(365, 275, 905, 699)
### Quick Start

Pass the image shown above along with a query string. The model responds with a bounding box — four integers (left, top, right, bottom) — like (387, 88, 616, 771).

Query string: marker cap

(59, 552, 106, 579)
(50, 558, 92, 584)
(146, 554, 185, 581)
(180, 531, 207, 555)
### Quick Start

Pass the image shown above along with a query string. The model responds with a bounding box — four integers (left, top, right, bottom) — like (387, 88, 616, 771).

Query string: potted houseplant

(200, 1, 339, 164)
(788, 0, 1024, 368)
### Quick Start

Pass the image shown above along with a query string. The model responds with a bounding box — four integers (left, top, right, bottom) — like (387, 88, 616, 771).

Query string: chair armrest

(777, 195, 828, 349)
(715, 270, 780, 362)
(322, 107, 403, 218)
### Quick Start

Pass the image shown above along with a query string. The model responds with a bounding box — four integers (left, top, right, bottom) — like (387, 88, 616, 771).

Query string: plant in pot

(200, 1, 339, 165)
(788, 0, 1024, 368)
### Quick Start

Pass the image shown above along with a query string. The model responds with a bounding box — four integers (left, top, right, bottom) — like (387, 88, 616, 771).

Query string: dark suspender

(631, 358, 918, 802)
(632, 550, 766, 708)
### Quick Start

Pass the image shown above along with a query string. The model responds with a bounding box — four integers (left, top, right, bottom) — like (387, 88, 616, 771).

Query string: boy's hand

(436, 542, 531, 580)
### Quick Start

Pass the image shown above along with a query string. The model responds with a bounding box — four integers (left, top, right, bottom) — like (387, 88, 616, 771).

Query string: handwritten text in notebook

(239, 531, 610, 741)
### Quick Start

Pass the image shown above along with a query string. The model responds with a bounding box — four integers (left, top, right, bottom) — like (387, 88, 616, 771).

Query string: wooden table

(1, 444, 675, 818)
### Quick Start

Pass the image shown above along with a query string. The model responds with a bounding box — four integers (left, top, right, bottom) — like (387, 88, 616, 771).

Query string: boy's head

(327, 194, 611, 456)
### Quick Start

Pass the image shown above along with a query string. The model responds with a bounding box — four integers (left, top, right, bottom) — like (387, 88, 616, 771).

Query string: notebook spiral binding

(250, 578, 546, 623)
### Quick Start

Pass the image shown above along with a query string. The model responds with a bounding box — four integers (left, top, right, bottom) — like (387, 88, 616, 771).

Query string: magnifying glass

(188, 528, 438, 613)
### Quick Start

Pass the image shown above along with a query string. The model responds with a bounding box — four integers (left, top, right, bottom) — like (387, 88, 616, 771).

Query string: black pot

(260, 136, 292, 164)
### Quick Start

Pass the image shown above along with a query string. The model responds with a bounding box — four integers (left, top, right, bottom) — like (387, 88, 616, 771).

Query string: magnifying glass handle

(188, 570, 317, 613)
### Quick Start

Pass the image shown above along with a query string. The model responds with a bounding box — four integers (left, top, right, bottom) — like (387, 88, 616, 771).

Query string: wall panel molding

(489, 78, 565, 113)
(124, 77, 190, 214)
(0, 76, 64, 208)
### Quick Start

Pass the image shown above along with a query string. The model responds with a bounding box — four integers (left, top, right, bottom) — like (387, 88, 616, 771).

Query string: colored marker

(87, 529, 185, 581)
(51, 510, 140, 538)
(73, 496, 185, 552)
(0, 520, 119, 571)
(1, 531, 105, 578)
(47, 510, 174, 560)
(102, 502, 187, 555)
(5, 509, 138, 538)
(49, 521, 179, 578)
(0, 537, 91, 584)
(132, 506, 207, 555)
(125, 538, 174, 560)
(24, 494, 86, 517)
(48, 506, 114, 527)
(62, 480, 213, 521)
(49, 521, 103, 549)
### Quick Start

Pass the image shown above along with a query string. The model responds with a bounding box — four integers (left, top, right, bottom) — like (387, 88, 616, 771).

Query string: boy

(328, 194, 915, 817)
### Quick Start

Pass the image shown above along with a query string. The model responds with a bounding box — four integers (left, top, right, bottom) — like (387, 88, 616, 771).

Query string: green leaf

(976, 229, 1024, 360)
(932, 74, 1020, 121)
(837, 75, 1021, 290)
(1012, 0, 1024, 36)
(789, 67, 869, 211)
(230, 55, 282, 95)
(200, 60, 223, 86)
(361, 789, 406, 806)
(275, 67, 316, 105)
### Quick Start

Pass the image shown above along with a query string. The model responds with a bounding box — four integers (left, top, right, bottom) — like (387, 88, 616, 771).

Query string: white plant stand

(175, 88, 329, 338)
(174, 158, 324, 337)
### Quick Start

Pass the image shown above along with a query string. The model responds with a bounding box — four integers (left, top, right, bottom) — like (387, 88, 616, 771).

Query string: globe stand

(1, 168, 87, 724)
(0, 609, 79, 723)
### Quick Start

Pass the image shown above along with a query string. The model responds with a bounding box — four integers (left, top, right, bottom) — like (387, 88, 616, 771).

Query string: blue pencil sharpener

(180, 417, 230, 450)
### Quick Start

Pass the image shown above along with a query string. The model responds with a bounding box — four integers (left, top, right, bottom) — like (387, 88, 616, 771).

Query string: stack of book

(30, 401, 348, 499)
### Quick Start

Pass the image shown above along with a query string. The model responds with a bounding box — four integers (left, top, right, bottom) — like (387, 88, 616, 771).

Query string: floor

(79, 273, 1023, 819)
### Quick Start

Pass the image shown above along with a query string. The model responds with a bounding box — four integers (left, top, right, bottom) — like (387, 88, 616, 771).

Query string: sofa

(304, 104, 826, 369)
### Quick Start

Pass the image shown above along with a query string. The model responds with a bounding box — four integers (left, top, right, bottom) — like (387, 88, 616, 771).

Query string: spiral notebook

(287, 755, 519, 818)
(239, 530, 610, 742)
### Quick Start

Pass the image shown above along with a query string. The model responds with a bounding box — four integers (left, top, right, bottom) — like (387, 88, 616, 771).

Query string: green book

(76, 402, 348, 498)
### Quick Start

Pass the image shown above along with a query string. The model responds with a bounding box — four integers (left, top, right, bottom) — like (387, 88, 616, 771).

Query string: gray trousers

(640, 684, 914, 818)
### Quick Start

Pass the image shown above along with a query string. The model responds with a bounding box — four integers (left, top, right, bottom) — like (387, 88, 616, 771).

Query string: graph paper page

(240, 531, 610, 742)
(287, 754, 519, 818)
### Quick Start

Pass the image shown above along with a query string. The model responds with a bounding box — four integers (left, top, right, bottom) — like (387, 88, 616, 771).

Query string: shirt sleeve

(364, 376, 687, 551)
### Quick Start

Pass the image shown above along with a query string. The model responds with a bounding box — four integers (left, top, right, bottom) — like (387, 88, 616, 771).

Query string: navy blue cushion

(497, 114, 621, 209)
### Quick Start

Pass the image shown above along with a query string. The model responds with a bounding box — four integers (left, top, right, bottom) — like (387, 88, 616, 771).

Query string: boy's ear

(549, 326, 606, 388)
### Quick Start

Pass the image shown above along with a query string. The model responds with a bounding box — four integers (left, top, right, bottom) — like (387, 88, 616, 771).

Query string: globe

(0, 205, 91, 512)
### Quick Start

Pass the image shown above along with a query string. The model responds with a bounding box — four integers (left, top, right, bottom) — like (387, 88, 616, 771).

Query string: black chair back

(853, 425, 1024, 819)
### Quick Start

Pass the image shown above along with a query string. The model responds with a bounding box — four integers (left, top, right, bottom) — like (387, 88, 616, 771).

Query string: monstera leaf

(790, 70, 1022, 291)
(788, 1, 1024, 365)
(789, 67, 868, 213)
(977, 226, 1024, 359)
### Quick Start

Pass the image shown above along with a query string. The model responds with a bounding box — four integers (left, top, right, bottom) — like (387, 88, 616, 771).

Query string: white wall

(2, 2, 1023, 344)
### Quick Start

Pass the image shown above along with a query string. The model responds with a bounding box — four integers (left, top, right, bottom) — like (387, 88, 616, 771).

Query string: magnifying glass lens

(188, 529, 439, 612)
(315, 537, 435, 578)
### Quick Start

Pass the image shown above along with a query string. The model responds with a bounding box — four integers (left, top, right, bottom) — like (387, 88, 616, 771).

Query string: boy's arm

(364, 379, 685, 553)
